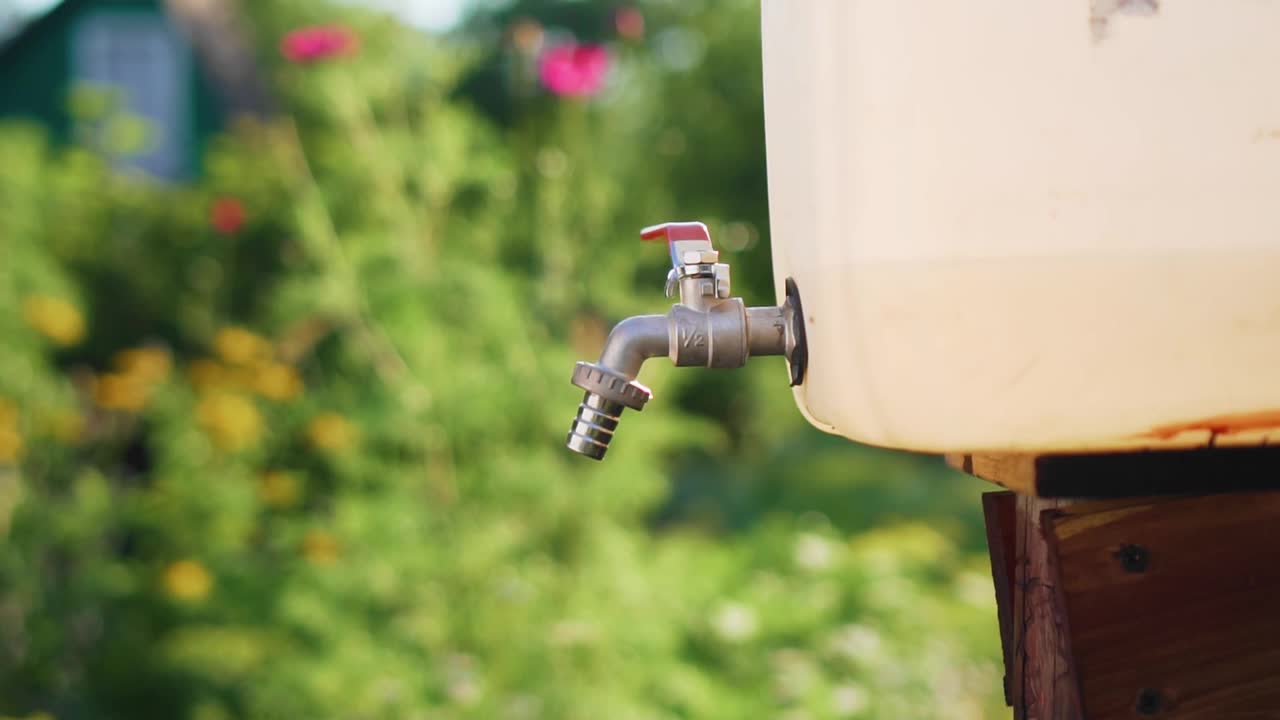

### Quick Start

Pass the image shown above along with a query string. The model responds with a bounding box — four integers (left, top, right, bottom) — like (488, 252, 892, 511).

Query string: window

(73, 11, 190, 179)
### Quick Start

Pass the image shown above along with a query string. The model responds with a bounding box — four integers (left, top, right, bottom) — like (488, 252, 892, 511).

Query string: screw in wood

(1135, 688, 1164, 715)
(1117, 543, 1149, 573)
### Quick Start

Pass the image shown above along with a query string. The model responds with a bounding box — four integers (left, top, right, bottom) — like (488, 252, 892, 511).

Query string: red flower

(210, 197, 246, 235)
(538, 44, 610, 98)
(615, 7, 645, 40)
(280, 25, 359, 64)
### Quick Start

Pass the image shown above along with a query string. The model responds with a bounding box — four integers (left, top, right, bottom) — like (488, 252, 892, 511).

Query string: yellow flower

(0, 427, 22, 464)
(23, 295, 85, 346)
(301, 530, 340, 565)
(92, 348, 170, 413)
(252, 362, 303, 401)
(187, 359, 228, 391)
(306, 412, 356, 452)
(259, 471, 302, 509)
(213, 364, 252, 393)
(93, 372, 150, 412)
(0, 400, 21, 462)
(163, 559, 213, 601)
(214, 326, 272, 366)
(197, 392, 262, 451)
(114, 347, 172, 383)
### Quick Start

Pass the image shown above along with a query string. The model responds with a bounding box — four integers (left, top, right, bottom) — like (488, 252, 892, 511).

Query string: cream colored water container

(762, 1, 1280, 453)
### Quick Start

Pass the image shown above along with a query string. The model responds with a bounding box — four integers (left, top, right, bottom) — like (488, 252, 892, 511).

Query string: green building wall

(0, 0, 230, 178)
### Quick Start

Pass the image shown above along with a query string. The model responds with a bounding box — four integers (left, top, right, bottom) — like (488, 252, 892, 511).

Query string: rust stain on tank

(1090, 0, 1159, 43)
(1139, 409, 1280, 440)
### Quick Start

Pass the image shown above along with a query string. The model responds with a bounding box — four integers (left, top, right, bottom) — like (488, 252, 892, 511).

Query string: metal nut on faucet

(570, 362, 651, 410)
(680, 250, 720, 266)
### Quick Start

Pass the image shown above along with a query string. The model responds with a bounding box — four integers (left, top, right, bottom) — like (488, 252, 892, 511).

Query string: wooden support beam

(1046, 492, 1280, 719)
(949, 453, 1038, 494)
(983, 489, 1280, 718)
(982, 492, 1018, 706)
(951, 445, 1280, 498)
(1012, 495, 1083, 720)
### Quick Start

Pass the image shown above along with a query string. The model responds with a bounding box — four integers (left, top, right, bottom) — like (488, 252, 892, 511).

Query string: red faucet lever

(640, 221, 713, 269)
(640, 221, 711, 244)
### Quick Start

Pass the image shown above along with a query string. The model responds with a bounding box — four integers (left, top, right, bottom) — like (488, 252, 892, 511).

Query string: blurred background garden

(0, 1, 1005, 717)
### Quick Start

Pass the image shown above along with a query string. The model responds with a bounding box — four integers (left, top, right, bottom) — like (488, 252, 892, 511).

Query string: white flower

(448, 678, 481, 706)
(832, 683, 870, 717)
(770, 649, 819, 700)
(794, 533, 836, 571)
(829, 624, 882, 663)
(444, 654, 482, 706)
(711, 602, 758, 642)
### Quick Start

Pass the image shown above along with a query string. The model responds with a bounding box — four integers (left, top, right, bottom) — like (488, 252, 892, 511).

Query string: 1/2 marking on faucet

(679, 326, 706, 349)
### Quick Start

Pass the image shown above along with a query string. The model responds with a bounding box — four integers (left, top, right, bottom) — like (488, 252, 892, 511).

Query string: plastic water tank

(762, 0, 1280, 453)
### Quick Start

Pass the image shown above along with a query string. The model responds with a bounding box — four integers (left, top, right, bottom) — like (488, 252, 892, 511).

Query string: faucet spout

(564, 314, 667, 461)
(598, 314, 669, 379)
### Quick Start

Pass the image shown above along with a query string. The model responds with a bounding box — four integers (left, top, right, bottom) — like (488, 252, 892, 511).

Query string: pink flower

(538, 44, 610, 98)
(615, 7, 645, 40)
(210, 197, 246, 235)
(280, 25, 359, 64)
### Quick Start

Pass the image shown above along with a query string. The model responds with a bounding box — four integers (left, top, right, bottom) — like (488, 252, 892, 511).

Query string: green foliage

(0, 1, 1003, 718)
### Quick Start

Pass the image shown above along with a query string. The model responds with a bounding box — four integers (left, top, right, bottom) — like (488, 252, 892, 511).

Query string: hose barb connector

(565, 221, 807, 460)
(566, 362, 651, 459)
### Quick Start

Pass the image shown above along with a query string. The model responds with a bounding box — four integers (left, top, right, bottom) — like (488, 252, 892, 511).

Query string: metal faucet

(565, 221, 807, 460)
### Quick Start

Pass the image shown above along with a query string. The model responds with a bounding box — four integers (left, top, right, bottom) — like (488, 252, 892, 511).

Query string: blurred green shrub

(0, 1, 1002, 718)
